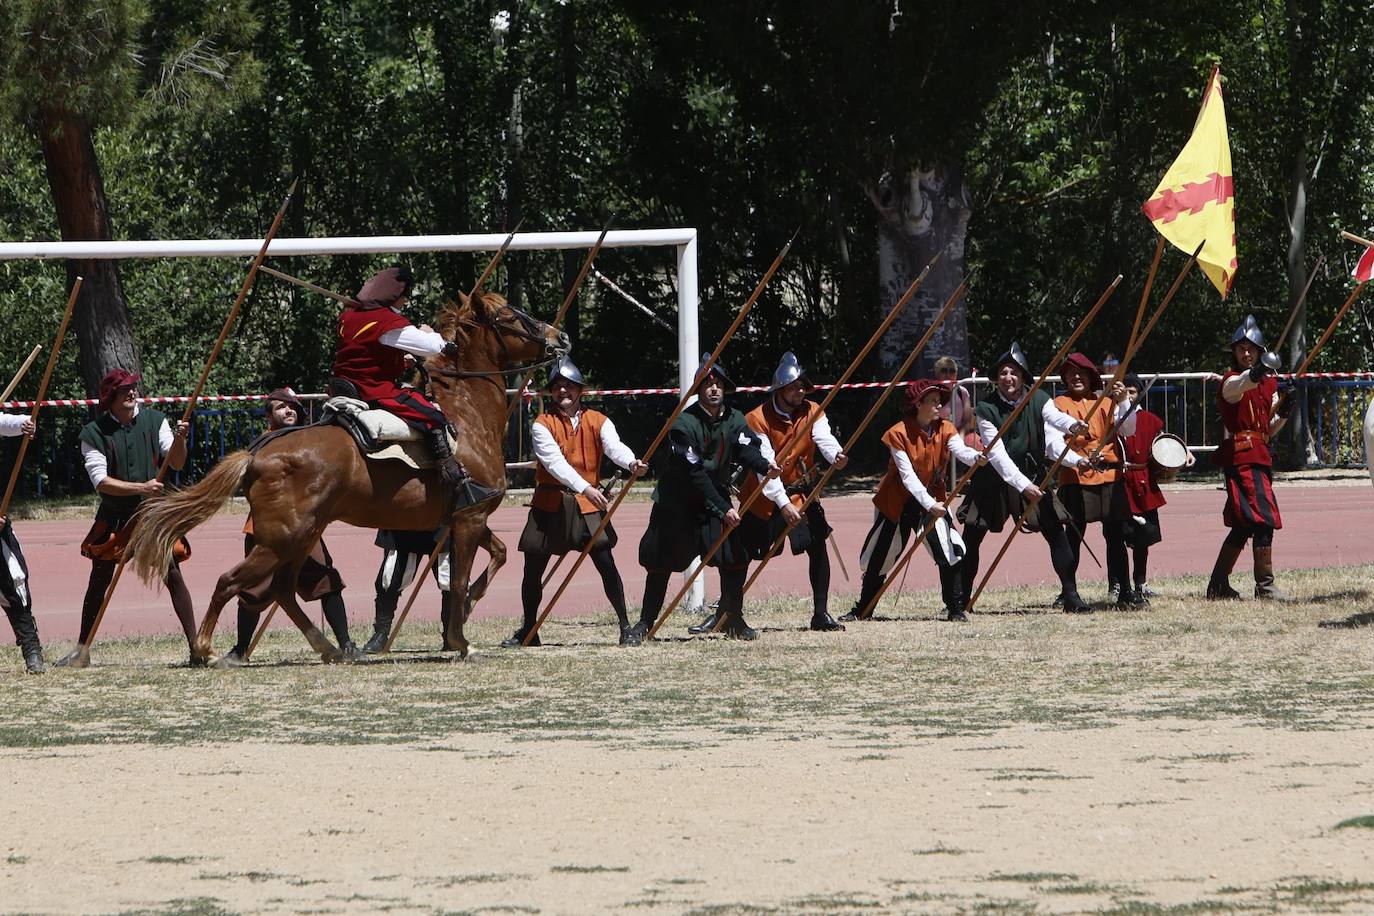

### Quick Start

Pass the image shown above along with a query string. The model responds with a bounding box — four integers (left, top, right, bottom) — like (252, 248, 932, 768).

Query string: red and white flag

(1355, 244, 1374, 283)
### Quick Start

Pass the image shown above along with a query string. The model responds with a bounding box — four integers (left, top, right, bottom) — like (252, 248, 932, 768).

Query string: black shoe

(1062, 591, 1093, 614)
(1051, 592, 1065, 609)
(361, 624, 391, 655)
(809, 612, 845, 632)
(946, 608, 969, 622)
(1115, 587, 1145, 611)
(720, 616, 758, 641)
(338, 640, 363, 662)
(500, 627, 541, 648)
(23, 646, 45, 674)
(52, 647, 90, 669)
(214, 648, 247, 669)
(687, 611, 721, 635)
(1206, 581, 1242, 600)
(622, 620, 650, 647)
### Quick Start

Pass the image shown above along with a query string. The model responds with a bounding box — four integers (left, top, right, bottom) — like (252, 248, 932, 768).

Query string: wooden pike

(654, 263, 945, 637)
(740, 274, 964, 598)
(381, 219, 614, 654)
(966, 241, 1201, 614)
(0, 346, 44, 405)
(853, 273, 1123, 621)
(78, 180, 300, 659)
(0, 279, 82, 520)
(1271, 254, 1325, 362)
(520, 228, 801, 646)
(243, 602, 279, 661)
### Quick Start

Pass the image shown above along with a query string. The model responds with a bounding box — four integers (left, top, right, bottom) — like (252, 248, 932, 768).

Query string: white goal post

(0, 229, 702, 394)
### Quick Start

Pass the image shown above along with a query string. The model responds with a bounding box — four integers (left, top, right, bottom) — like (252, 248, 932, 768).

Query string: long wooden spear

(1271, 254, 1325, 363)
(1270, 273, 1370, 438)
(0, 279, 82, 520)
(0, 346, 44, 405)
(520, 230, 800, 646)
(381, 220, 613, 653)
(654, 269, 951, 639)
(740, 277, 964, 598)
(965, 241, 1201, 614)
(850, 273, 1122, 621)
(76, 180, 299, 662)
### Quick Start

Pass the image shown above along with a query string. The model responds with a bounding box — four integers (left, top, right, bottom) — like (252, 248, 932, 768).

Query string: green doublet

(79, 407, 167, 523)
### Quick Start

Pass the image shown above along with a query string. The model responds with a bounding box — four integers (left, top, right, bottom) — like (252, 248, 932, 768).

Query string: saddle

(249, 396, 450, 471)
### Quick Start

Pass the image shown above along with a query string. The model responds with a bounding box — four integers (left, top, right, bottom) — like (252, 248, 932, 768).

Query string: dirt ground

(3, 564, 1374, 914)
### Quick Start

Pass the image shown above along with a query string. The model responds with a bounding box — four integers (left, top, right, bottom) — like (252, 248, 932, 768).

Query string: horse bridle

(430, 299, 567, 384)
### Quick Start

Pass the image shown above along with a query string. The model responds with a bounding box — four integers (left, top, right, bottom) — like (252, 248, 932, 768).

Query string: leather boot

(810, 611, 845, 631)
(362, 593, 396, 655)
(718, 592, 758, 641)
(1062, 589, 1094, 614)
(5, 604, 45, 674)
(1206, 541, 1245, 600)
(425, 427, 500, 509)
(687, 606, 721, 634)
(1253, 547, 1292, 601)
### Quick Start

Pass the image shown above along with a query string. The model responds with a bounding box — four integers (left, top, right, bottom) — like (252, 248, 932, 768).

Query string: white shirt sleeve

(530, 422, 593, 493)
(947, 431, 982, 467)
(811, 414, 843, 463)
(158, 419, 175, 458)
(747, 431, 790, 508)
(598, 417, 637, 471)
(1045, 423, 1085, 468)
(1042, 398, 1082, 434)
(1221, 372, 1258, 404)
(975, 417, 1033, 491)
(379, 325, 447, 358)
(892, 447, 935, 512)
(1112, 398, 1137, 437)
(0, 413, 27, 436)
(81, 442, 109, 487)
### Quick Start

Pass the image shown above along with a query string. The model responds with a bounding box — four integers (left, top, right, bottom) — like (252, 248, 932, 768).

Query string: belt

(1232, 431, 1269, 448)
(1125, 461, 1150, 471)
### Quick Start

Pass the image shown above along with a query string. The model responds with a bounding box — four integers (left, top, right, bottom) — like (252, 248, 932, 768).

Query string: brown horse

(127, 290, 566, 663)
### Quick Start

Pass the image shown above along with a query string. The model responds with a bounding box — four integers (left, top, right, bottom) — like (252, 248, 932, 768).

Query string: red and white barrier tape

(6, 371, 1374, 410)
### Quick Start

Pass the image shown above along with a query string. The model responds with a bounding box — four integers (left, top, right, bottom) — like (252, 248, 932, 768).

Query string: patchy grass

(1334, 815, 1374, 830)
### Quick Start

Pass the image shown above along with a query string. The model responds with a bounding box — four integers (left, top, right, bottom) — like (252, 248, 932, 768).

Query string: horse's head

(438, 290, 569, 369)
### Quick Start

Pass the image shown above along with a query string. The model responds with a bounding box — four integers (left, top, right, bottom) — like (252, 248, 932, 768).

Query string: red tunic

(1120, 409, 1166, 513)
(1214, 371, 1277, 468)
(331, 305, 445, 429)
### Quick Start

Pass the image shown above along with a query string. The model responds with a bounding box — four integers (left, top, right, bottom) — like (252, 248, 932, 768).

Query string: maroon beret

(265, 387, 303, 410)
(356, 266, 415, 309)
(903, 378, 950, 414)
(1060, 352, 1104, 391)
(98, 368, 141, 412)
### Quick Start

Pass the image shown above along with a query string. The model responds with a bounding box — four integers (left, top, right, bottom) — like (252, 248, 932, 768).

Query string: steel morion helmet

(993, 341, 1032, 382)
(544, 356, 585, 389)
(697, 352, 736, 392)
(1226, 314, 1267, 351)
(769, 351, 816, 393)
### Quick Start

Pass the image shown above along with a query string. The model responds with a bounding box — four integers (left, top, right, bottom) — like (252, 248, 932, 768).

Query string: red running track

(14, 483, 1374, 643)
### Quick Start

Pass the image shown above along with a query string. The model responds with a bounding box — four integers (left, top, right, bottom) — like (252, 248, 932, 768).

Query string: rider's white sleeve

(380, 325, 447, 357)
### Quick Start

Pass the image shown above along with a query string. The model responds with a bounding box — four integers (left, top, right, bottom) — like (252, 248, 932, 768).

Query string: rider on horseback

(330, 266, 500, 509)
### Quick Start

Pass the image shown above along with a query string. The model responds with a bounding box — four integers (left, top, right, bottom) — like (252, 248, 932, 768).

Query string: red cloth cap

(1060, 352, 1103, 391)
(903, 378, 950, 413)
(98, 368, 141, 412)
(356, 266, 414, 309)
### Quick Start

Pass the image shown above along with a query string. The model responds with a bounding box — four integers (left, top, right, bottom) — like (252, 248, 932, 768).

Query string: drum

(1149, 432, 1189, 483)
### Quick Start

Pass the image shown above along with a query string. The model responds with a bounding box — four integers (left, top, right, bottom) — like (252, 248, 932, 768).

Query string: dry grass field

(2, 566, 1374, 915)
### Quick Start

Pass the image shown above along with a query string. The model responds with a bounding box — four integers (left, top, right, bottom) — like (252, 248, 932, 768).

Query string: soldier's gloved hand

(441, 341, 461, 361)
(1069, 421, 1090, 438)
(582, 485, 609, 512)
(1276, 395, 1295, 418)
(1248, 363, 1271, 383)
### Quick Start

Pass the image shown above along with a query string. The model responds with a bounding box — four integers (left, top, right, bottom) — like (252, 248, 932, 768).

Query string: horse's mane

(436, 289, 509, 349)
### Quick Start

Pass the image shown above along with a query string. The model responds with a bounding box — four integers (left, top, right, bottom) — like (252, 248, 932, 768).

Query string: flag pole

(518, 230, 800, 646)
(638, 264, 952, 640)
(852, 273, 1123, 621)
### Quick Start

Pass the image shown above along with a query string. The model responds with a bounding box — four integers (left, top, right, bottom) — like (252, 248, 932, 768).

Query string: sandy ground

(2, 719, 1373, 914)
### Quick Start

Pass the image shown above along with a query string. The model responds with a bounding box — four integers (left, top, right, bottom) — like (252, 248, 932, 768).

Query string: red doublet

(1120, 409, 1167, 514)
(1214, 371, 1282, 529)
(332, 305, 446, 430)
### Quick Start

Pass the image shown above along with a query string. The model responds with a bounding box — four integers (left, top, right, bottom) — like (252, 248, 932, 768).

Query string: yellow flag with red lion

(1142, 65, 1237, 297)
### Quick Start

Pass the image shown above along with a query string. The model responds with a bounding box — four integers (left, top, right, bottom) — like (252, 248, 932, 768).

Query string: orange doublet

(872, 417, 957, 522)
(532, 410, 607, 512)
(740, 399, 821, 518)
(1053, 394, 1122, 486)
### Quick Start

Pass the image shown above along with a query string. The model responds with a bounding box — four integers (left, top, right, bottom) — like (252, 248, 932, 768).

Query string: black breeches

(807, 538, 829, 616)
(522, 548, 628, 629)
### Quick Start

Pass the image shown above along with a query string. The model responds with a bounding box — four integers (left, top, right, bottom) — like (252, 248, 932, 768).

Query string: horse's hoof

(188, 654, 211, 668)
(52, 648, 91, 669)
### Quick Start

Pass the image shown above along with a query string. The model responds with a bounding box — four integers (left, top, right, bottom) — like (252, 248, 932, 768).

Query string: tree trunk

(498, 4, 526, 309)
(556, 2, 580, 347)
(1282, 147, 1317, 468)
(37, 108, 141, 398)
(872, 165, 971, 379)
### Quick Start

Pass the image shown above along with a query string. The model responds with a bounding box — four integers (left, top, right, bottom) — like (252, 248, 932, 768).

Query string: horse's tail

(128, 450, 254, 585)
